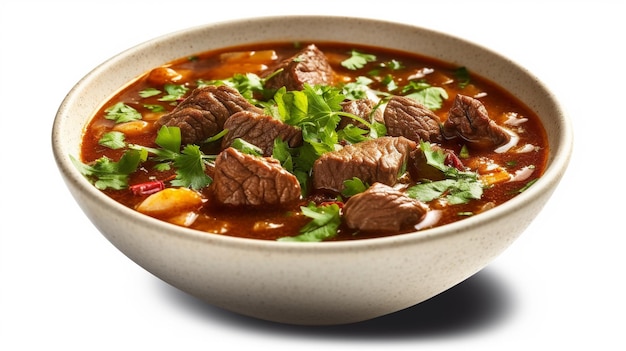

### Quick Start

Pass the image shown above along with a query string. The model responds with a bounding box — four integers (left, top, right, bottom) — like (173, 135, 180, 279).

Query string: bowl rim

(52, 15, 574, 252)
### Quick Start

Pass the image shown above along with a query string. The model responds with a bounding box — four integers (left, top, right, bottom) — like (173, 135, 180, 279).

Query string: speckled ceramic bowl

(52, 16, 573, 325)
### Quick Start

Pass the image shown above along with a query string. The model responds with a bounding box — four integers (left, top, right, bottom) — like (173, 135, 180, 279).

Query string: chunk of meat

(312, 136, 416, 193)
(383, 95, 442, 143)
(262, 44, 334, 91)
(220, 111, 303, 156)
(442, 94, 511, 149)
(155, 85, 263, 145)
(338, 98, 383, 130)
(343, 182, 427, 232)
(212, 147, 301, 206)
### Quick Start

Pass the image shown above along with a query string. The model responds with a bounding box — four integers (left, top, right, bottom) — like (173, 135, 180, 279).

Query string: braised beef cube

(212, 147, 301, 206)
(343, 182, 427, 232)
(156, 85, 263, 145)
(338, 98, 383, 130)
(262, 44, 334, 91)
(312, 136, 416, 193)
(442, 94, 512, 149)
(221, 111, 303, 156)
(383, 95, 442, 143)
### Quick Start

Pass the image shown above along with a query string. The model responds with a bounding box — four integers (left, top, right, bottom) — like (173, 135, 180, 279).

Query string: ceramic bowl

(52, 16, 573, 325)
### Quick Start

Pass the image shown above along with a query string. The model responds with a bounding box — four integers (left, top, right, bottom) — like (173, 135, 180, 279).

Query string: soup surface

(76, 41, 548, 241)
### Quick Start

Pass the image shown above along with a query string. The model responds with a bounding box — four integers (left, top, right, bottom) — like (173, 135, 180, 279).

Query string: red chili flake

(445, 151, 465, 171)
(129, 180, 165, 196)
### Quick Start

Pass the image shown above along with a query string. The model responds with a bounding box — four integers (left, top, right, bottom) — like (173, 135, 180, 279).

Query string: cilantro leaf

(170, 145, 212, 189)
(98, 131, 126, 149)
(454, 66, 471, 88)
(406, 141, 483, 204)
(341, 50, 377, 70)
(277, 203, 341, 242)
(342, 177, 368, 197)
(158, 83, 189, 102)
(143, 104, 166, 112)
(231, 138, 262, 156)
(155, 125, 181, 153)
(129, 125, 214, 190)
(71, 150, 143, 190)
(341, 76, 373, 100)
(139, 88, 162, 98)
(104, 102, 142, 123)
(402, 81, 448, 110)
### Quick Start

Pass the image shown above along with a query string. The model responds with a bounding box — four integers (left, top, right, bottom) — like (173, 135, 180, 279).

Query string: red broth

(78, 41, 548, 241)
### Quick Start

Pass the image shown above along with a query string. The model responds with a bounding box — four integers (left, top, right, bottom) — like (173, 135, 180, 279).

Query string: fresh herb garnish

(139, 88, 162, 98)
(98, 131, 126, 149)
(158, 83, 189, 102)
(454, 66, 471, 88)
(104, 102, 142, 123)
(342, 177, 368, 197)
(407, 141, 483, 204)
(341, 50, 376, 70)
(129, 125, 213, 190)
(401, 81, 448, 110)
(71, 150, 143, 190)
(278, 202, 341, 242)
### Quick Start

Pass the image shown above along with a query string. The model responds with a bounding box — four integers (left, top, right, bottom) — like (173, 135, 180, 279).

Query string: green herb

(231, 138, 262, 156)
(454, 66, 471, 88)
(341, 76, 373, 100)
(459, 144, 470, 159)
(381, 74, 398, 92)
(170, 145, 212, 189)
(381, 59, 404, 70)
(139, 88, 162, 98)
(342, 177, 368, 197)
(272, 138, 294, 172)
(104, 102, 142, 123)
(341, 50, 376, 70)
(278, 203, 341, 242)
(129, 125, 213, 190)
(98, 131, 126, 149)
(158, 83, 189, 102)
(407, 141, 483, 204)
(143, 104, 166, 112)
(513, 178, 538, 194)
(198, 70, 282, 105)
(71, 150, 143, 190)
(401, 80, 448, 110)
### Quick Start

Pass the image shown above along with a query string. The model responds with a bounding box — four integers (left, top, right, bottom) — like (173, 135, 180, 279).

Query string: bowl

(52, 15, 573, 325)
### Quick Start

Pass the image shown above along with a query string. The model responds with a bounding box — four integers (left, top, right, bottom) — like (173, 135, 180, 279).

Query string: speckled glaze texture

(52, 16, 573, 325)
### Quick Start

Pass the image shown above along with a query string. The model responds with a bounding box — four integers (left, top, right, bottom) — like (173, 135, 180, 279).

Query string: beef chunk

(262, 44, 334, 91)
(338, 98, 383, 130)
(312, 136, 416, 193)
(220, 111, 303, 156)
(212, 147, 301, 206)
(343, 182, 427, 232)
(442, 94, 512, 149)
(383, 95, 442, 143)
(155, 85, 263, 145)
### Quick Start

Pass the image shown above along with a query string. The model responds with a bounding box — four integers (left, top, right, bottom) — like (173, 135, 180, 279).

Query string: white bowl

(52, 16, 573, 325)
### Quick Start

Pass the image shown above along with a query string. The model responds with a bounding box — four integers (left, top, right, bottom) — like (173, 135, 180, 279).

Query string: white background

(1, 0, 624, 349)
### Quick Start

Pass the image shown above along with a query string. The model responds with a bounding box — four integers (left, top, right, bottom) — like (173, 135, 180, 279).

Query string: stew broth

(78, 41, 548, 241)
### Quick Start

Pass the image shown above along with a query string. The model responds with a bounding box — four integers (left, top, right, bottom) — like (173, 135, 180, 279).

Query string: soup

(74, 41, 548, 241)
